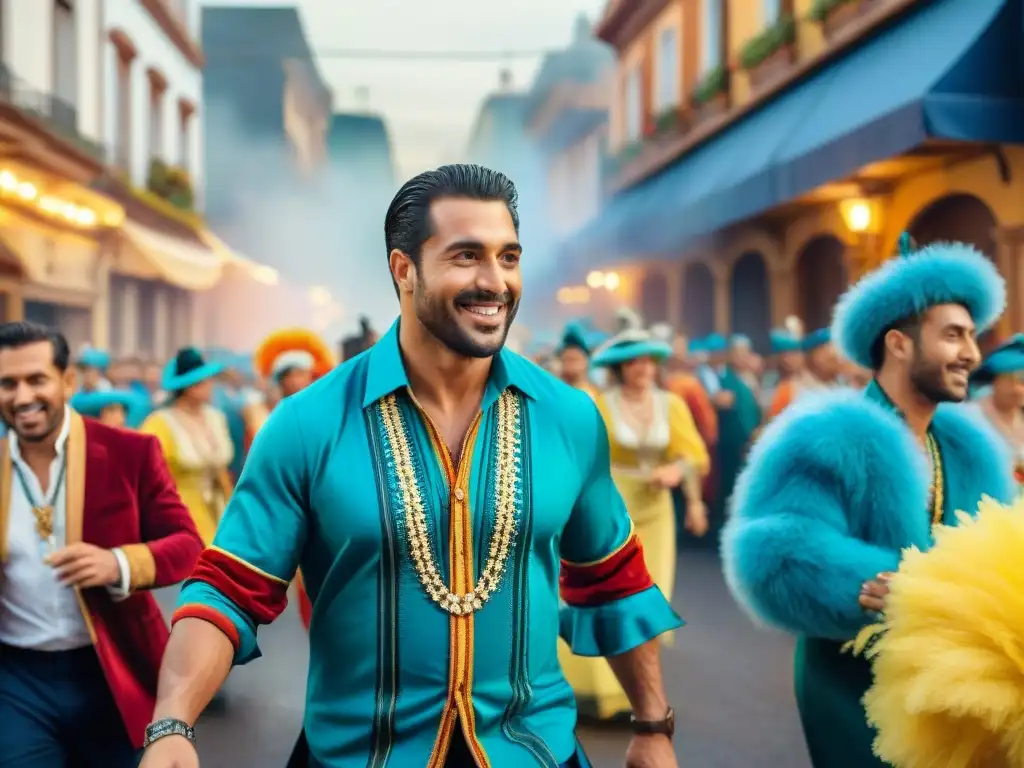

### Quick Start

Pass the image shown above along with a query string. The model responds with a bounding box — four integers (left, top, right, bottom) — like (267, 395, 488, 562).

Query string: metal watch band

(143, 717, 196, 749)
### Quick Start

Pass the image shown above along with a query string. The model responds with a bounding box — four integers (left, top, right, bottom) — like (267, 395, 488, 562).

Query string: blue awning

(576, 0, 1024, 267)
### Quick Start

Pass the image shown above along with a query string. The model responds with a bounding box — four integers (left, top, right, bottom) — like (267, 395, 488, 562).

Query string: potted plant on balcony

(691, 65, 729, 126)
(653, 103, 689, 139)
(146, 157, 195, 212)
(809, 0, 859, 39)
(739, 15, 797, 91)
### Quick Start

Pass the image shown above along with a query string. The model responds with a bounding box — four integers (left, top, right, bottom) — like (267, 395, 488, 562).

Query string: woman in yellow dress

(558, 311, 710, 719)
(140, 347, 234, 545)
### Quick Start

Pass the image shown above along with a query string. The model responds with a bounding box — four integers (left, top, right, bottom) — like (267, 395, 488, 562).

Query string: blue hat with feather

(769, 329, 802, 354)
(161, 347, 225, 393)
(590, 308, 672, 368)
(801, 327, 831, 352)
(970, 333, 1024, 387)
(558, 321, 593, 355)
(78, 347, 110, 371)
(831, 233, 1006, 369)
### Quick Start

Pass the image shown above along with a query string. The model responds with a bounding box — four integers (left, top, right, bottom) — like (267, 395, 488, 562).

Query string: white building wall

(99, 1, 203, 207)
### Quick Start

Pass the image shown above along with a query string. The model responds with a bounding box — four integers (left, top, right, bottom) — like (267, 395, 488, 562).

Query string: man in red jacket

(0, 321, 202, 767)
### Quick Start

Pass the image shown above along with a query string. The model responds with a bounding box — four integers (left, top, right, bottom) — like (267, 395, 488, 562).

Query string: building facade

(567, 0, 1024, 349)
(524, 15, 617, 326)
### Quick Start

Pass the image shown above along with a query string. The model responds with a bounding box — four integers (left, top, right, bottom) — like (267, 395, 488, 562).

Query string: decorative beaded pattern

(377, 390, 524, 616)
(925, 432, 944, 526)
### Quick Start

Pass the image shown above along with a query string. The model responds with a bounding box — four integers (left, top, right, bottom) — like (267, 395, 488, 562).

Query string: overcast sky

(201, 0, 608, 179)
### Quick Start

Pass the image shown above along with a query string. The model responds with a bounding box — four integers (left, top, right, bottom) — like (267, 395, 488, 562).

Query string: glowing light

(0, 171, 16, 191)
(16, 182, 36, 200)
(604, 271, 621, 291)
(39, 196, 62, 213)
(556, 285, 591, 305)
(840, 198, 876, 234)
(308, 286, 332, 307)
(586, 270, 605, 288)
(74, 208, 97, 226)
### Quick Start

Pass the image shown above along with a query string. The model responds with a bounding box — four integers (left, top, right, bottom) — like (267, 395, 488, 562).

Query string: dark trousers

(0, 644, 140, 768)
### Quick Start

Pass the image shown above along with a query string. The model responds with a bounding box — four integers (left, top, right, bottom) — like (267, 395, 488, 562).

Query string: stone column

(121, 282, 139, 356)
(994, 225, 1024, 334)
(664, 261, 685, 331)
(710, 260, 731, 335)
(90, 241, 111, 350)
(768, 261, 796, 326)
(153, 286, 169, 361)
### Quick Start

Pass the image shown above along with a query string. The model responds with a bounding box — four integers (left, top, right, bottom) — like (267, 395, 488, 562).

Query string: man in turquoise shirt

(139, 165, 681, 768)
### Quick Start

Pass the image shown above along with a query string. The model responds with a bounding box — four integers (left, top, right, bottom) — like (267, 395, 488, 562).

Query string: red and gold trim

(560, 532, 655, 607)
(172, 604, 241, 650)
(188, 546, 290, 624)
(121, 543, 157, 590)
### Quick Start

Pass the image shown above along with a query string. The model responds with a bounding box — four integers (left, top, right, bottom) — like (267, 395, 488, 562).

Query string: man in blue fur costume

(722, 235, 1016, 768)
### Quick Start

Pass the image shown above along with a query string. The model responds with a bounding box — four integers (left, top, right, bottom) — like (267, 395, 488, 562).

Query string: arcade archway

(795, 235, 847, 332)
(639, 269, 669, 325)
(729, 251, 771, 352)
(682, 262, 715, 338)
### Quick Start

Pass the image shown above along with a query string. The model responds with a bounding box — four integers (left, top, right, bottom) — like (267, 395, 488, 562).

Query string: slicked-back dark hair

(383, 164, 520, 293)
(0, 321, 71, 371)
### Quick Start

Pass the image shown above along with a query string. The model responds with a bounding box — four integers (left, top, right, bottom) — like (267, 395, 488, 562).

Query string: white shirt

(0, 407, 131, 650)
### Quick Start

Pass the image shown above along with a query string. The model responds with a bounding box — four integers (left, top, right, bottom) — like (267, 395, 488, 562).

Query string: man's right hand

(138, 735, 199, 768)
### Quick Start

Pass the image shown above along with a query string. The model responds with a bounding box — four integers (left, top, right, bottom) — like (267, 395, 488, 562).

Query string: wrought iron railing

(0, 61, 107, 162)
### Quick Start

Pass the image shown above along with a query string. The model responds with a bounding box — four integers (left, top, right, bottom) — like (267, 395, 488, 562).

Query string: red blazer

(0, 412, 203, 749)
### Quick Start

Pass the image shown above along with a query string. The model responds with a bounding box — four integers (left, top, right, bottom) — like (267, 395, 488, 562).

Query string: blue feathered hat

(970, 333, 1024, 387)
(70, 389, 148, 425)
(832, 234, 1006, 369)
(769, 329, 802, 354)
(801, 327, 831, 352)
(558, 321, 593, 355)
(77, 347, 110, 371)
(591, 308, 672, 368)
(161, 347, 225, 393)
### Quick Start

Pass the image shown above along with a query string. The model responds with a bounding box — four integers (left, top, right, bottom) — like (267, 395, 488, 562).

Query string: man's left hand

(625, 734, 677, 768)
(47, 543, 120, 589)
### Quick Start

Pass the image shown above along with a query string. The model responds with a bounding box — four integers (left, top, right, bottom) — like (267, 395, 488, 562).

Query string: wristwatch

(143, 718, 196, 749)
(630, 707, 675, 739)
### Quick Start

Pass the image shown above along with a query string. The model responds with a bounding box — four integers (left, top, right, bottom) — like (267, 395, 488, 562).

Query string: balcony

(0, 62, 107, 172)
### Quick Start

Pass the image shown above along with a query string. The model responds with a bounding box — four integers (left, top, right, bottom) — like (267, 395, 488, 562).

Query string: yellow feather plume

(253, 328, 336, 380)
(859, 495, 1024, 768)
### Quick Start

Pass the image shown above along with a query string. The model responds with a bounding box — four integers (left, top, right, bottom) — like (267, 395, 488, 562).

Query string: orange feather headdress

(253, 328, 336, 381)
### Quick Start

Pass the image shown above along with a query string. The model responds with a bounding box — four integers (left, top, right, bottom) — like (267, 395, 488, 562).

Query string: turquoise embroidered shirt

(175, 321, 682, 767)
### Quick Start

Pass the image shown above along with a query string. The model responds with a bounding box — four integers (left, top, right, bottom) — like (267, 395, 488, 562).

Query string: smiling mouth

(459, 303, 505, 318)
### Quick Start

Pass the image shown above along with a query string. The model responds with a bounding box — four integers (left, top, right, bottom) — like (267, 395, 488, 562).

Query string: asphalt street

(156, 550, 810, 768)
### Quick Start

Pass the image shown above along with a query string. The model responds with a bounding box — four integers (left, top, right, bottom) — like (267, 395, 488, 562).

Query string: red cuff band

(172, 604, 241, 651)
(560, 534, 655, 607)
(188, 548, 289, 625)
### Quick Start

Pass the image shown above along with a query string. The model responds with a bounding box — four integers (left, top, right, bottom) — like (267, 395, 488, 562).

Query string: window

(702, 0, 723, 73)
(147, 71, 166, 159)
(763, 0, 781, 26)
(655, 27, 680, 112)
(624, 67, 642, 142)
(53, 0, 77, 116)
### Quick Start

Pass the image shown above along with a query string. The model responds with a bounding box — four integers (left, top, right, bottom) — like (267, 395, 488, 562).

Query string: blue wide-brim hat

(71, 389, 148, 424)
(832, 235, 1006, 369)
(704, 333, 727, 354)
(970, 333, 1024, 387)
(591, 337, 672, 368)
(802, 327, 831, 352)
(769, 329, 802, 354)
(162, 346, 225, 392)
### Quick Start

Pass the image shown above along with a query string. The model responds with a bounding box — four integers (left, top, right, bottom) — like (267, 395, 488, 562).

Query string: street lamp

(840, 198, 880, 235)
(603, 271, 621, 291)
(586, 270, 605, 288)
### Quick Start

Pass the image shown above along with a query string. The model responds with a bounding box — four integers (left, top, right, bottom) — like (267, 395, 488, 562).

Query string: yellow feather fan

(253, 328, 336, 380)
(853, 496, 1024, 768)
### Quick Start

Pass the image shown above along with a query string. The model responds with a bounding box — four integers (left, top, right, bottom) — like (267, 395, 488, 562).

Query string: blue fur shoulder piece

(831, 240, 1006, 368)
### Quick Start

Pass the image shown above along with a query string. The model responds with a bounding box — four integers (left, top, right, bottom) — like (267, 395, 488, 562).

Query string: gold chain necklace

(925, 432, 944, 526)
(378, 390, 522, 616)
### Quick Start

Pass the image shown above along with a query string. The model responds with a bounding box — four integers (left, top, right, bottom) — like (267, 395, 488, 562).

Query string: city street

(158, 550, 810, 767)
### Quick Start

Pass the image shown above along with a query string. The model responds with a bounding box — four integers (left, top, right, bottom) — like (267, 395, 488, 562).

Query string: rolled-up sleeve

(172, 398, 308, 665)
(558, 400, 683, 657)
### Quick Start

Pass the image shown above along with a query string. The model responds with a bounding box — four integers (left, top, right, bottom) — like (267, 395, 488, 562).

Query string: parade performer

(140, 348, 234, 546)
(0, 321, 202, 765)
(768, 327, 839, 418)
(722, 235, 1014, 768)
(967, 334, 1024, 483)
(850, 495, 1024, 768)
(556, 312, 708, 720)
(760, 327, 803, 412)
(556, 321, 599, 398)
(70, 388, 149, 429)
(252, 328, 336, 631)
(141, 165, 681, 768)
(76, 346, 112, 393)
(712, 334, 761, 540)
